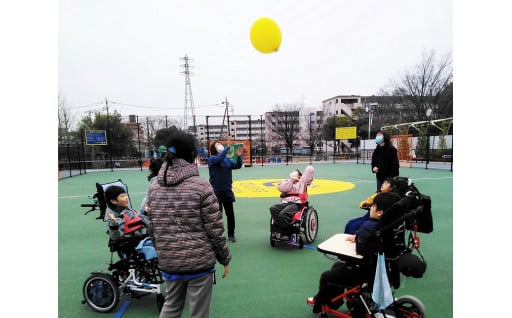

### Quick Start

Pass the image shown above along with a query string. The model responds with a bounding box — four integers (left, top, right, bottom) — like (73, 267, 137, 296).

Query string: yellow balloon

(250, 17, 282, 54)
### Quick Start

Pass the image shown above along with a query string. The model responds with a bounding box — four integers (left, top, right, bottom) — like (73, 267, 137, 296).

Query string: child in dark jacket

(104, 185, 149, 242)
(307, 192, 401, 313)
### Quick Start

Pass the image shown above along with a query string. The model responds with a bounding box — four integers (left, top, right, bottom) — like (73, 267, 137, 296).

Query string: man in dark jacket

(148, 131, 231, 318)
(371, 131, 399, 191)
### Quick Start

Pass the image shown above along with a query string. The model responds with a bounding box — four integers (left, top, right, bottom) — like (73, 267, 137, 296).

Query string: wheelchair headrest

(392, 176, 412, 196)
(397, 253, 426, 278)
(378, 193, 405, 226)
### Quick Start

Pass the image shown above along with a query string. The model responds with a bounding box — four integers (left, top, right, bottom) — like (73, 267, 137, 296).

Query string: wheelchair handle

(81, 203, 99, 208)
(376, 205, 423, 238)
(81, 203, 99, 215)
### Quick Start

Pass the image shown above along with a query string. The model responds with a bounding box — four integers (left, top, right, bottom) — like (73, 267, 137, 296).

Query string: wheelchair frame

(318, 282, 426, 318)
(80, 179, 164, 313)
(270, 192, 319, 249)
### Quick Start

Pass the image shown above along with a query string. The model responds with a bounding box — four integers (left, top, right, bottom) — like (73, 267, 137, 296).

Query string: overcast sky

(59, 0, 453, 124)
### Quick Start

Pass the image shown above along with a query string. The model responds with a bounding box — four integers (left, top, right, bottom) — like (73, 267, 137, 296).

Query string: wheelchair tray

(317, 233, 363, 261)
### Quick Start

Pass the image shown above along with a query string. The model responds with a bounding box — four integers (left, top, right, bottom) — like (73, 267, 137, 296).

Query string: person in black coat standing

(371, 131, 399, 191)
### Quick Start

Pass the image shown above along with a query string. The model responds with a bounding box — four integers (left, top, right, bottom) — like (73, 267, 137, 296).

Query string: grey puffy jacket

(147, 159, 231, 274)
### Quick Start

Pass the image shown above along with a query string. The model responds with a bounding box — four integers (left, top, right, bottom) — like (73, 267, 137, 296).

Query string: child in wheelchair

(307, 179, 431, 317)
(104, 185, 150, 259)
(269, 165, 314, 239)
(307, 192, 402, 314)
(344, 177, 398, 235)
(81, 180, 164, 313)
(104, 185, 149, 240)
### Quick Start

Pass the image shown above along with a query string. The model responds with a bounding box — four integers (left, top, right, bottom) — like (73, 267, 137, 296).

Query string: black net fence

(58, 143, 144, 179)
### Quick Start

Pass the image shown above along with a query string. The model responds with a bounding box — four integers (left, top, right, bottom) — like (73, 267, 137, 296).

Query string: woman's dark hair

(210, 141, 219, 155)
(378, 131, 391, 145)
(147, 158, 163, 181)
(162, 130, 197, 185)
(164, 131, 197, 164)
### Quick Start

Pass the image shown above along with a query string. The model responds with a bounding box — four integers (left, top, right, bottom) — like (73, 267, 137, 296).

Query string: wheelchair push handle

(376, 205, 424, 237)
(81, 203, 99, 208)
(81, 203, 100, 215)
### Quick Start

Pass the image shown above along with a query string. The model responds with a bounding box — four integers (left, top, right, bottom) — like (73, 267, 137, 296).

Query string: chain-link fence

(59, 133, 452, 179)
(58, 143, 144, 178)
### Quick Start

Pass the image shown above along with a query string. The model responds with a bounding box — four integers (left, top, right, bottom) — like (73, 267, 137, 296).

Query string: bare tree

(304, 113, 322, 153)
(390, 50, 453, 121)
(268, 104, 302, 157)
(58, 94, 75, 144)
(141, 115, 182, 149)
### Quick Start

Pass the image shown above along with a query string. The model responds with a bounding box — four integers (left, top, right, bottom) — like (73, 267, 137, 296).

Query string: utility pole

(136, 115, 142, 171)
(180, 54, 196, 134)
(220, 97, 230, 140)
(105, 97, 113, 172)
(260, 114, 264, 166)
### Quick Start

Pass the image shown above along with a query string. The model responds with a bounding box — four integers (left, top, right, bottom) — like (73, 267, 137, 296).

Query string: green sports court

(58, 162, 453, 318)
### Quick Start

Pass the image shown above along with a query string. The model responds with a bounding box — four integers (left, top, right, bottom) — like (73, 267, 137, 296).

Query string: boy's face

(370, 203, 384, 219)
(380, 180, 393, 192)
(111, 193, 129, 208)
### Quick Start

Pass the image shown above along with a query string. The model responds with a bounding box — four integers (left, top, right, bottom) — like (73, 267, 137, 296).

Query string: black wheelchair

(311, 177, 432, 317)
(270, 192, 319, 249)
(80, 179, 164, 313)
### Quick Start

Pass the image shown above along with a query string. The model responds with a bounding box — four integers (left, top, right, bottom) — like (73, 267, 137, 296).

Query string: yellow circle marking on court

(232, 179, 355, 198)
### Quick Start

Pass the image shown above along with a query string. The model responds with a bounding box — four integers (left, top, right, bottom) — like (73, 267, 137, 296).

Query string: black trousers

(269, 202, 301, 232)
(215, 191, 236, 237)
(313, 261, 367, 311)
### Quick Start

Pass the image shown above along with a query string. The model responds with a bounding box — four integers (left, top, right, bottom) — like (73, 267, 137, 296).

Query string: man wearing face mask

(208, 140, 244, 242)
(370, 131, 399, 191)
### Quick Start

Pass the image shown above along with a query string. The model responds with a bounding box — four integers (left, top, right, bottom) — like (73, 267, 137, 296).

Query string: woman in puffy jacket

(147, 130, 231, 318)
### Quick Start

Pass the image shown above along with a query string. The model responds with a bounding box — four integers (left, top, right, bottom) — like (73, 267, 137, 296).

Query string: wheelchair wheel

(303, 207, 318, 243)
(393, 295, 426, 318)
(269, 217, 276, 246)
(82, 272, 120, 313)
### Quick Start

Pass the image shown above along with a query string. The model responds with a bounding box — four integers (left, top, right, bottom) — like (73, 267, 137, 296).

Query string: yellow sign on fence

(335, 127, 357, 140)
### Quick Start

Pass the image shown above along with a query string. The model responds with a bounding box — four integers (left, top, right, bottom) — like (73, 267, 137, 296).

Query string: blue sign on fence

(85, 130, 107, 145)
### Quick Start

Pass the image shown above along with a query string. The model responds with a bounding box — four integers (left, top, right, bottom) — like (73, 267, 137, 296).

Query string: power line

(108, 100, 221, 111)
(68, 101, 104, 109)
